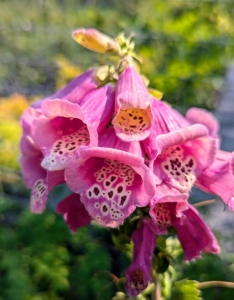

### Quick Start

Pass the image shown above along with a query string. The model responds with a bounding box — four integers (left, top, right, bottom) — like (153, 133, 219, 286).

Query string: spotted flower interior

(78, 157, 143, 227)
(41, 117, 90, 170)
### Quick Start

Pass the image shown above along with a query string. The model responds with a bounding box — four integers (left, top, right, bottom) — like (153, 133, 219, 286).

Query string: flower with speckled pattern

(32, 85, 115, 171)
(65, 128, 156, 227)
(112, 65, 153, 142)
(149, 201, 220, 260)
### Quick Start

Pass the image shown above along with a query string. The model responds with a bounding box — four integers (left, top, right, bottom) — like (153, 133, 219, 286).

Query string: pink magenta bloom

(196, 150, 234, 211)
(125, 220, 156, 297)
(112, 66, 153, 142)
(32, 85, 115, 171)
(20, 108, 64, 213)
(149, 202, 220, 260)
(65, 128, 156, 228)
(56, 193, 92, 232)
(149, 125, 217, 214)
(32, 69, 98, 109)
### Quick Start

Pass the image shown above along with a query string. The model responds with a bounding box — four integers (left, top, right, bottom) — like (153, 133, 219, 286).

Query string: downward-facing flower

(56, 193, 92, 232)
(65, 127, 156, 228)
(196, 150, 234, 212)
(150, 125, 217, 214)
(113, 65, 153, 142)
(20, 108, 64, 213)
(32, 69, 98, 109)
(149, 201, 220, 260)
(125, 220, 156, 297)
(32, 85, 115, 171)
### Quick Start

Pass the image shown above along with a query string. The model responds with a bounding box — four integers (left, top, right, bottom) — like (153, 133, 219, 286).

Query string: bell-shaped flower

(125, 220, 156, 297)
(112, 65, 153, 142)
(149, 201, 220, 260)
(56, 193, 92, 232)
(143, 100, 220, 160)
(65, 127, 156, 228)
(149, 125, 217, 215)
(196, 150, 234, 212)
(20, 108, 64, 213)
(32, 69, 98, 109)
(32, 85, 115, 171)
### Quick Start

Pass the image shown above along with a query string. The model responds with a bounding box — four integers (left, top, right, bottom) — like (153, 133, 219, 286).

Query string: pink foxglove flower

(113, 66, 153, 142)
(125, 220, 156, 297)
(32, 85, 115, 171)
(20, 108, 64, 213)
(196, 150, 234, 211)
(65, 128, 156, 228)
(149, 201, 220, 260)
(32, 69, 98, 109)
(150, 125, 217, 215)
(56, 193, 92, 232)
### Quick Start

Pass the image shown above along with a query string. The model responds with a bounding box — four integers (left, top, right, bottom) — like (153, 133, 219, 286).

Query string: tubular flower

(20, 108, 64, 213)
(32, 69, 98, 109)
(149, 125, 217, 214)
(125, 220, 156, 297)
(149, 201, 220, 260)
(65, 128, 156, 228)
(72, 28, 119, 53)
(196, 150, 234, 211)
(56, 193, 92, 232)
(113, 65, 153, 142)
(32, 85, 115, 171)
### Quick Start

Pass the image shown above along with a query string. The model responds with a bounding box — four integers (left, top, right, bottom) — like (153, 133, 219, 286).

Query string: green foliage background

(0, 0, 234, 299)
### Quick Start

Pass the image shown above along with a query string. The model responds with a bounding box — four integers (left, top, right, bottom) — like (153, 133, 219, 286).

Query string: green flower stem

(198, 281, 234, 289)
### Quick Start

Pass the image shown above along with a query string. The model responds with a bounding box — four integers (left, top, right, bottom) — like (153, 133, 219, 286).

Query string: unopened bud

(72, 28, 119, 54)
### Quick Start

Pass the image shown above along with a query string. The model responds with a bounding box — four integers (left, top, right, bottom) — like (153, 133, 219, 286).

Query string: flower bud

(72, 28, 119, 53)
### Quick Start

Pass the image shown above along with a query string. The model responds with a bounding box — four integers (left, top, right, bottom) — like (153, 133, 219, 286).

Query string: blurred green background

(1, 0, 234, 299)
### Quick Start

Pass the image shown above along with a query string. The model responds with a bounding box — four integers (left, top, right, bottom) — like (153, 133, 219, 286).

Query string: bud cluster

(19, 28, 234, 297)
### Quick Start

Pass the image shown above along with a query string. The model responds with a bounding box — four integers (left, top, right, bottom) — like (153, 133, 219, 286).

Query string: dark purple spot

(68, 147, 76, 151)
(176, 147, 181, 151)
(93, 187, 100, 196)
(105, 181, 110, 187)
(110, 176, 116, 182)
(102, 205, 108, 212)
(188, 159, 194, 168)
(170, 172, 174, 175)
(176, 172, 181, 176)
(117, 186, 123, 193)
(120, 195, 127, 206)
(129, 113, 133, 117)
(88, 191, 92, 197)
(59, 151, 63, 155)
(108, 191, 114, 198)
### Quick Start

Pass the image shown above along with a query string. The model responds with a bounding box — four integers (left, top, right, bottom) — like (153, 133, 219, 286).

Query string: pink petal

(172, 205, 220, 260)
(56, 193, 91, 232)
(186, 107, 219, 138)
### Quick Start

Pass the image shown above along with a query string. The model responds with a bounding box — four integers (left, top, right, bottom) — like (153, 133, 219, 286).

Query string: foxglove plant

(19, 27, 234, 299)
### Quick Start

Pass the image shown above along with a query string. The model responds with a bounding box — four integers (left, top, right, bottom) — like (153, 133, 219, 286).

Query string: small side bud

(72, 28, 119, 54)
